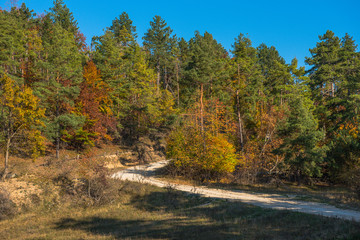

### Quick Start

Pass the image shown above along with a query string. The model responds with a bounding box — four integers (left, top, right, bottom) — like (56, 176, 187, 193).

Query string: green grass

(1, 181, 360, 240)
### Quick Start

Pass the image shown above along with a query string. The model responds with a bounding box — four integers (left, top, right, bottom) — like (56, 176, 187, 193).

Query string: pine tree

(325, 33, 360, 180)
(35, 15, 83, 158)
(179, 31, 230, 153)
(0, 4, 42, 84)
(48, 0, 78, 35)
(231, 33, 264, 148)
(306, 31, 360, 179)
(275, 96, 326, 183)
(109, 12, 137, 45)
(48, 0, 85, 50)
(121, 46, 175, 139)
(92, 29, 129, 134)
(338, 33, 360, 97)
(306, 30, 341, 94)
(143, 16, 176, 93)
(0, 9, 26, 80)
(257, 43, 292, 105)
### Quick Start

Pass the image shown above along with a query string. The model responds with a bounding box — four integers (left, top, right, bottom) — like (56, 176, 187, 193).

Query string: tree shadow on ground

(54, 188, 360, 240)
(129, 190, 360, 240)
(55, 216, 239, 239)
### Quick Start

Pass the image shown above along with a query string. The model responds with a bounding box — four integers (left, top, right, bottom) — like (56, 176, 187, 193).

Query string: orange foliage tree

(70, 61, 115, 149)
(238, 105, 285, 182)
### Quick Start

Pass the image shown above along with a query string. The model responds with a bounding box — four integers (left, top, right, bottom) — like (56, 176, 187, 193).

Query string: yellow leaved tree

(0, 75, 45, 180)
(167, 98, 238, 181)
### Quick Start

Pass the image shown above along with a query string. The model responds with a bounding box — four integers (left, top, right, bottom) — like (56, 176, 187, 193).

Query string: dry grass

(0, 181, 360, 240)
(0, 152, 360, 239)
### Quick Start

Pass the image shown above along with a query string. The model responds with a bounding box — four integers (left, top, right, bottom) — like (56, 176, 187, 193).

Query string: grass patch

(0, 181, 359, 240)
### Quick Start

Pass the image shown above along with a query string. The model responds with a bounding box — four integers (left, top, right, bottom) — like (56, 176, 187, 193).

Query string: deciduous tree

(0, 75, 45, 180)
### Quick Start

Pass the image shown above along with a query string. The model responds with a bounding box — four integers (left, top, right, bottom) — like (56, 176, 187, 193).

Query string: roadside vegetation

(1, 179, 360, 240)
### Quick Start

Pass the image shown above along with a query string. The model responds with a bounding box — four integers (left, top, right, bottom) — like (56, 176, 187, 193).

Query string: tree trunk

(200, 83, 204, 134)
(2, 138, 11, 181)
(200, 83, 205, 150)
(56, 103, 60, 159)
(88, 179, 91, 198)
(56, 136, 60, 159)
(156, 62, 160, 94)
(236, 90, 244, 150)
(176, 61, 180, 106)
(164, 66, 168, 90)
(46, 53, 49, 81)
(12, 54, 16, 75)
(297, 170, 302, 186)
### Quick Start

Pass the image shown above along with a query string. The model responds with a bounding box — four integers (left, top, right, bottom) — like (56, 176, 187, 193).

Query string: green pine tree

(143, 16, 176, 93)
(275, 96, 326, 183)
(35, 17, 83, 158)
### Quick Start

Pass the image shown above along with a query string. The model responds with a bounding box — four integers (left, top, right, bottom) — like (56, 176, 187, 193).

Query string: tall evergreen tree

(275, 96, 326, 183)
(48, 0, 78, 34)
(185, 31, 228, 134)
(0, 3, 42, 85)
(338, 33, 360, 97)
(0, 9, 25, 80)
(48, 0, 86, 50)
(35, 6, 83, 158)
(174, 38, 190, 106)
(92, 29, 129, 133)
(109, 12, 137, 45)
(231, 34, 264, 149)
(257, 43, 292, 105)
(306, 30, 341, 100)
(143, 15, 176, 93)
(306, 31, 359, 139)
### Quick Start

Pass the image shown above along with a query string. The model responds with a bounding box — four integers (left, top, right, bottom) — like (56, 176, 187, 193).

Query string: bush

(167, 127, 238, 181)
(50, 151, 124, 207)
(0, 189, 17, 220)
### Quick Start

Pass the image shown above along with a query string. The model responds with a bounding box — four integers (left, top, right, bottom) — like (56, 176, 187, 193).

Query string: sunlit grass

(1, 182, 359, 240)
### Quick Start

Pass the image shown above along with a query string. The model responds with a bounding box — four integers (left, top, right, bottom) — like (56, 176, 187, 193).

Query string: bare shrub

(0, 188, 17, 220)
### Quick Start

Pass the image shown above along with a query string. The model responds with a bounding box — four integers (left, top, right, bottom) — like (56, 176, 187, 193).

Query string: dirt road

(111, 160, 360, 222)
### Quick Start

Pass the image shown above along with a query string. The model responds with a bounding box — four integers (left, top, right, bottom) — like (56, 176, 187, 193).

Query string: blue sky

(2, 0, 360, 67)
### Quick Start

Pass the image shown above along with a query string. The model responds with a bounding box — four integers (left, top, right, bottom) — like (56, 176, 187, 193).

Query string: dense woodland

(0, 1, 360, 191)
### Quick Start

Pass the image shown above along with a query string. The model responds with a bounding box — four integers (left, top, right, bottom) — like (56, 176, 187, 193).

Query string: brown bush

(0, 188, 17, 220)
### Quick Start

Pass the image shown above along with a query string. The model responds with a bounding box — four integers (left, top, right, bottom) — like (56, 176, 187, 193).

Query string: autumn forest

(1, 1, 360, 194)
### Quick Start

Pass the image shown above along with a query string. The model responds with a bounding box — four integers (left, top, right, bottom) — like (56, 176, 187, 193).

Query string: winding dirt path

(111, 160, 360, 222)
